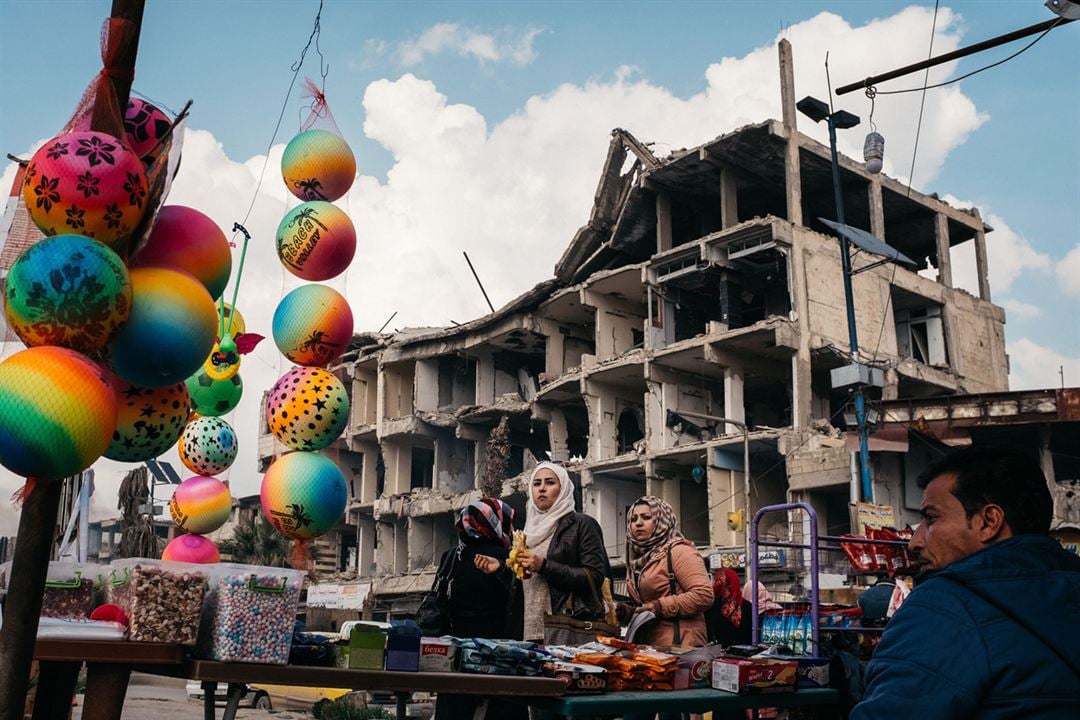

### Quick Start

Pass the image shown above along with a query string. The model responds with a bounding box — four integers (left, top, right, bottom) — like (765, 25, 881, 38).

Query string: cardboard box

(672, 644, 729, 690)
(796, 657, 831, 688)
(710, 657, 798, 695)
(419, 637, 458, 672)
(347, 625, 386, 670)
(543, 660, 607, 695)
(385, 625, 421, 672)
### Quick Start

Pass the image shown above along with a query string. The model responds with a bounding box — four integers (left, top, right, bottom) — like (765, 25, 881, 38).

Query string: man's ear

(976, 504, 1009, 542)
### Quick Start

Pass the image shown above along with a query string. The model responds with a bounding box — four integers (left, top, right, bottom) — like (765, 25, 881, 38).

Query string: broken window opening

(617, 405, 646, 454)
(438, 355, 477, 409)
(410, 445, 435, 490)
(671, 194, 722, 248)
(894, 296, 947, 367)
(563, 402, 590, 460)
(744, 377, 792, 430)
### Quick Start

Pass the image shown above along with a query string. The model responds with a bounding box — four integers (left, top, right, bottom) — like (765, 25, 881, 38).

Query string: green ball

(186, 369, 243, 417)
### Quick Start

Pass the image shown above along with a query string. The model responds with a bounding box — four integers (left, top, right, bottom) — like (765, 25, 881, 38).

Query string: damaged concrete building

(258, 41, 1078, 615)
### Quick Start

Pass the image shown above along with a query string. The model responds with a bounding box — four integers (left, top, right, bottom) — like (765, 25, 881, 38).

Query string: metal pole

(826, 118, 873, 501)
(836, 17, 1074, 95)
(462, 251, 495, 314)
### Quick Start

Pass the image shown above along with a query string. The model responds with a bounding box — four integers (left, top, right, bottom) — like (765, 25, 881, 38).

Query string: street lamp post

(796, 96, 874, 501)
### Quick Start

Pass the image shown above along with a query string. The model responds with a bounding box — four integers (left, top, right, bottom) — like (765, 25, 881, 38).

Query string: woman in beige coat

(621, 496, 714, 650)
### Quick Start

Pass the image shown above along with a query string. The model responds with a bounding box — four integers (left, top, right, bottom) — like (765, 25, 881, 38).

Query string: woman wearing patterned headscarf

(621, 496, 714, 651)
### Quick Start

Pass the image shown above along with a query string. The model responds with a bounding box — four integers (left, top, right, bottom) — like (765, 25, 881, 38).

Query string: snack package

(840, 534, 878, 572)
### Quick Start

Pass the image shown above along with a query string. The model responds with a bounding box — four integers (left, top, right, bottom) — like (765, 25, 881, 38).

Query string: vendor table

(519, 686, 842, 720)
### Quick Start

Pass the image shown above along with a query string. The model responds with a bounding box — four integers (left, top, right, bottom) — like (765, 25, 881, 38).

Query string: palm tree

(218, 515, 291, 567)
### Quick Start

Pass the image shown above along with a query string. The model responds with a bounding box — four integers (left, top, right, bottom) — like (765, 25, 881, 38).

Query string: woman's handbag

(417, 549, 457, 636)
(544, 568, 620, 639)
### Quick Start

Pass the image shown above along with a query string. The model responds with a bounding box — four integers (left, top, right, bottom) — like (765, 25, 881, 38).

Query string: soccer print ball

(178, 416, 238, 476)
(186, 369, 243, 417)
(265, 367, 349, 451)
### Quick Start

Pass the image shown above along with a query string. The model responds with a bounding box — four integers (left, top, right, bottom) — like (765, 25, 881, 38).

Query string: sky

(0, 0, 1077, 533)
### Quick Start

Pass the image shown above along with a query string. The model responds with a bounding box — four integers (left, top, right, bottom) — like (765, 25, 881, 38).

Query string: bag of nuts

(107, 558, 209, 644)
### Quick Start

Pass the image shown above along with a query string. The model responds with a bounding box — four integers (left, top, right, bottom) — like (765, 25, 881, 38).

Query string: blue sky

(0, 1, 1077, 521)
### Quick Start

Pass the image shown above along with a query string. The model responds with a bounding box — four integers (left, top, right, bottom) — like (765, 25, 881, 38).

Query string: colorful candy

(265, 366, 349, 451)
(23, 130, 147, 248)
(4, 234, 131, 353)
(261, 451, 347, 539)
(0, 346, 116, 479)
(275, 201, 355, 281)
(281, 128, 356, 202)
(198, 566, 304, 664)
(178, 416, 238, 476)
(169, 475, 232, 534)
(272, 284, 353, 367)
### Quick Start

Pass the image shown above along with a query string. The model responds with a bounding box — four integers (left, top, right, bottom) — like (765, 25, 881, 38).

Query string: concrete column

(547, 408, 569, 462)
(720, 167, 739, 229)
(971, 209, 992, 302)
(934, 213, 953, 288)
(414, 359, 439, 413)
(656, 192, 673, 253)
(354, 440, 380, 503)
(723, 367, 745, 435)
(375, 521, 396, 576)
(542, 321, 566, 377)
(779, 39, 803, 226)
(707, 466, 744, 549)
(384, 441, 412, 496)
(787, 234, 813, 429)
(357, 514, 375, 577)
(778, 39, 797, 132)
(583, 380, 618, 461)
(868, 178, 885, 239)
(474, 349, 495, 406)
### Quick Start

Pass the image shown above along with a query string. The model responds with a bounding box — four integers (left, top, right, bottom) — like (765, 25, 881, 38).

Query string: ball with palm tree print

(261, 451, 346, 540)
(281, 129, 355, 202)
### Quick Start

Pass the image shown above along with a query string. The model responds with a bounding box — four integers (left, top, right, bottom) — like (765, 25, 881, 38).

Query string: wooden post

(0, 479, 64, 720)
(0, 3, 145, 716)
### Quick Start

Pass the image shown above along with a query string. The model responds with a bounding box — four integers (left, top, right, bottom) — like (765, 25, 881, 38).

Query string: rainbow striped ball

(162, 533, 220, 564)
(281, 129, 356, 203)
(261, 451, 346, 540)
(178, 416, 238, 476)
(104, 373, 190, 462)
(23, 131, 147, 249)
(109, 266, 218, 388)
(4, 234, 131, 353)
(266, 367, 349, 451)
(123, 98, 172, 167)
(273, 284, 353, 367)
(0, 346, 117, 479)
(131, 205, 232, 300)
(276, 201, 355, 281)
(169, 475, 232, 534)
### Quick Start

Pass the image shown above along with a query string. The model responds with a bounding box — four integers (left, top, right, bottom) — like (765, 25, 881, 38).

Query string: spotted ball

(162, 533, 220, 564)
(186, 370, 243, 417)
(123, 98, 172, 166)
(275, 201, 355, 281)
(130, 205, 232, 300)
(281, 129, 356, 203)
(4, 234, 131, 353)
(178, 415, 238, 476)
(23, 131, 147, 248)
(169, 475, 232, 534)
(0, 346, 117, 479)
(273, 284, 353, 367)
(104, 372, 190, 462)
(109, 266, 218, 388)
(261, 451, 346, 540)
(266, 367, 349, 451)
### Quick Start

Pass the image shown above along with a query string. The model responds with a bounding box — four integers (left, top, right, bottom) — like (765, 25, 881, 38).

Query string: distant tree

(117, 466, 161, 558)
(480, 415, 510, 499)
(218, 515, 291, 568)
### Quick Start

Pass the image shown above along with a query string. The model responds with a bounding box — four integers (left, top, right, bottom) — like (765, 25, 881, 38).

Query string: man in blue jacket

(852, 446, 1080, 719)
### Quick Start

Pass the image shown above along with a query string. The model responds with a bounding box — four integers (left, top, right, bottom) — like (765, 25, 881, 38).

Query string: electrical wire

(872, 17, 1063, 96)
(906, 0, 940, 198)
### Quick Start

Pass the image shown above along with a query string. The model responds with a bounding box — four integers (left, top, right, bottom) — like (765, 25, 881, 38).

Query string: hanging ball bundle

(162, 533, 220, 564)
(103, 373, 190, 462)
(261, 451, 347, 540)
(275, 201, 356, 281)
(0, 346, 117, 479)
(265, 366, 349, 451)
(109, 266, 218, 388)
(130, 205, 233, 300)
(281, 128, 356, 203)
(169, 475, 232, 534)
(23, 130, 147, 248)
(4, 234, 131, 354)
(178, 415, 238, 476)
(273, 284, 353, 367)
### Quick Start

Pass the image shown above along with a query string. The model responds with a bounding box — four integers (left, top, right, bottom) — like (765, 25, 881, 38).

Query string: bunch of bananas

(507, 530, 531, 579)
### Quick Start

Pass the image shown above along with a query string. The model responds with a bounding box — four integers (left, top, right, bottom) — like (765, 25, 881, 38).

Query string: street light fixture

(798, 95, 875, 502)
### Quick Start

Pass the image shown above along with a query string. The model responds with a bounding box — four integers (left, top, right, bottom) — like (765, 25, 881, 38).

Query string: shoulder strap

(668, 545, 681, 646)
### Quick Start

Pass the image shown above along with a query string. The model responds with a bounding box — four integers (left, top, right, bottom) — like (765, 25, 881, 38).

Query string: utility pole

(0, 2, 146, 716)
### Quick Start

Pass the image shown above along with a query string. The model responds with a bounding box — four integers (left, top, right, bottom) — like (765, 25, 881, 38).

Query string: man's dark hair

(917, 445, 1053, 534)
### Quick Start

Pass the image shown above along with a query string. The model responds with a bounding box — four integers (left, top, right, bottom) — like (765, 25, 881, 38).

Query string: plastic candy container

(106, 558, 208, 644)
(197, 564, 305, 664)
(41, 561, 102, 619)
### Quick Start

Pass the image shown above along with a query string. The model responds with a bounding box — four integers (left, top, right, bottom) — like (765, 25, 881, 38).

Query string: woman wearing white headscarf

(512, 461, 613, 644)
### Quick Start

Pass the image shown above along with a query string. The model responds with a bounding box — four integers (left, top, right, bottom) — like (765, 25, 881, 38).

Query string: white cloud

(0, 6, 1041, 521)
(1007, 338, 1080, 391)
(999, 298, 1042, 319)
(942, 195, 1051, 295)
(1057, 243, 1080, 296)
(398, 23, 542, 67)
